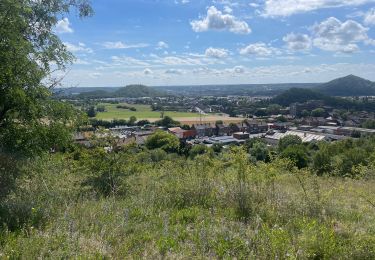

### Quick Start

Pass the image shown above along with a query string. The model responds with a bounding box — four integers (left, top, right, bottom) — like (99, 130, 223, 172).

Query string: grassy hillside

(0, 147, 374, 258)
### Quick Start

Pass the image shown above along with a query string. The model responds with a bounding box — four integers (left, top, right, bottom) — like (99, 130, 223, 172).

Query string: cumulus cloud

(233, 66, 246, 74)
(283, 33, 312, 51)
(64, 42, 92, 53)
(143, 68, 153, 75)
(263, 0, 375, 17)
(191, 6, 251, 34)
(157, 41, 169, 49)
(205, 47, 229, 58)
(165, 69, 184, 75)
(55, 18, 73, 33)
(239, 43, 279, 56)
(102, 41, 149, 49)
(312, 17, 369, 53)
(364, 8, 375, 25)
(111, 56, 150, 67)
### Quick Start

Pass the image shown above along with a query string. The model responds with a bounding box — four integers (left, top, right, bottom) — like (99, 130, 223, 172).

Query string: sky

(55, 0, 375, 87)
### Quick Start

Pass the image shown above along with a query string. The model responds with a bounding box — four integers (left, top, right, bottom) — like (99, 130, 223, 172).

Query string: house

(168, 127, 197, 139)
(244, 120, 268, 134)
(216, 123, 231, 136)
(233, 132, 250, 140)
(194, 124, 215, 137)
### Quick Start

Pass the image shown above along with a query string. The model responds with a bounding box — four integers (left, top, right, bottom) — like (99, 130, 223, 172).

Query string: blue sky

(55, 0, 375, 87)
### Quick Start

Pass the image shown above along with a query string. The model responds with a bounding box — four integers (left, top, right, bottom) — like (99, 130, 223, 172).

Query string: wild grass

(0, 148, 374, 258)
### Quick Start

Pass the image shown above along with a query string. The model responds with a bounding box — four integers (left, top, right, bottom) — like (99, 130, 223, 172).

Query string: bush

(280, 145, 309, 169)
(145, 131, 180, 153)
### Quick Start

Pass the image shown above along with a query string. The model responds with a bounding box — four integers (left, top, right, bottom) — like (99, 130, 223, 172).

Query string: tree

(266, 104, 282, 115)
(128, 116, 137, 126)
(280, 145, 309, 169)
(137, 119, 151, 126)
(249, 142, 270, 162)
(311, 108, 326, 117)
(0, 0, 93, 157)
(87, 106, 97, 118)
(189, 145, 209, 159)
(362, 119, 375, 129)
(278, 135, 303, 152)
(145, 131, 180, 153)
(301, 110, 310, 117)
(155, 116, 180, 128)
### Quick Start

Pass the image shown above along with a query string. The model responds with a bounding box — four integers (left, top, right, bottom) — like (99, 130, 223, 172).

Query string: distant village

(74, 94, 375, 150)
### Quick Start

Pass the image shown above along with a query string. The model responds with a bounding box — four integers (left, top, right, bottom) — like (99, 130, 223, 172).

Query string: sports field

(95, 103, 243, 125)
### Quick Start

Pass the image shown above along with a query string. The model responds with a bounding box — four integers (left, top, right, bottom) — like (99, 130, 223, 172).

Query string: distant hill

(115, 84, 165, 98)
(72, 85, 166, 99)
(315, 75, 375, 96)
(272, 88, 326, 106)
(272, 87, 375, 112)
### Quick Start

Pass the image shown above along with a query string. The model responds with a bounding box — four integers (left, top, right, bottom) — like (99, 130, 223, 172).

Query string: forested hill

(115, 84, 165, 98)
(74, 84, 166, 99)
(315, 75, 375, 96)
(272, 88, 326, 106)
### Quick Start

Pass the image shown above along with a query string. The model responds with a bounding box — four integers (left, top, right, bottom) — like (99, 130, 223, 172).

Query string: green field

(95, 103, 201, 120)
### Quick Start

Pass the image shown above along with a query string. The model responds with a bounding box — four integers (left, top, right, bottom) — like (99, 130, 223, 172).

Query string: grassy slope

(95, 103, 201, 120)
(1, 151, 374, 258)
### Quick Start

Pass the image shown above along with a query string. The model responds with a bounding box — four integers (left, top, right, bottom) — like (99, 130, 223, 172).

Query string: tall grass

(0, 148, 374, 258)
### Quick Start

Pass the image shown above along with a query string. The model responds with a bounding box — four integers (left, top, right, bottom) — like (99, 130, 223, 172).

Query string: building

(244, 120, 268, 134)
(194, 124, 215, 137)
(233, 132, 250, 140)
(168, 127, 197, 139)
(264, 130, 330, 145)
(216, 123, 231, 136)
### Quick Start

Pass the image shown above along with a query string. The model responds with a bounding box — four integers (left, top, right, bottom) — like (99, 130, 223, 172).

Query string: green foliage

(311, 108, 326, 117)
(250, 141, 271, 163)
(128, 116, 137, 126)
(189, 145, 210, 159)
(81, 149, 131, 197)
(301, 109, 310, 117)
(145, 131, 180, 153)
(280, 145, 309, 169)
(312, 137, 375, 177)
(0, 149, 374, 258)
(0, 0, 92, 157)
(155, 116, 181, 128)
(278, 135, 303, 152)
(86, 106, 97, 118)
(362, 119, 375, 129)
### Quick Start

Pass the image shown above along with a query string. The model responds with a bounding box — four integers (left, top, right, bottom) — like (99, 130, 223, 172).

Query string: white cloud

(89, 72, 102, 79)
(165, 69, 184, 75)
(175, 0, 189, 4)
(223, 6, 233, 14)
(283, 33, 312, 51)
(205, 47, 229, 58)
(102, 41, 149, 49)
(239, 43, 279, 56)
(263, 0, 375, 17)
(233, 66, 246, 74)
(64, 42, 93, 53)
(364, 8, 375, 25)
(157, 41, 169, 49)
(191, 6, 251, 34)
(55, 18, 73, 33)
(143, 68, 153, 75)
(111, 56, 150, 67)
(312, 17, 369, 53)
